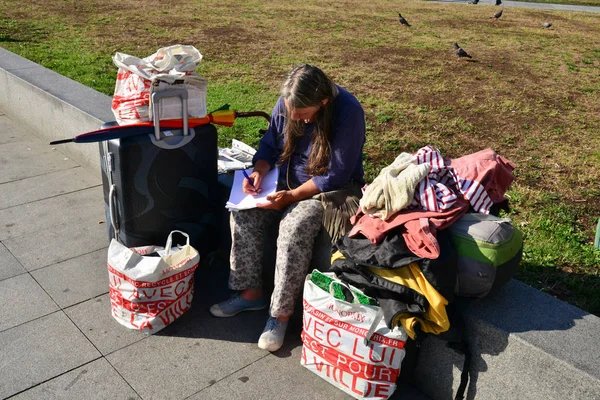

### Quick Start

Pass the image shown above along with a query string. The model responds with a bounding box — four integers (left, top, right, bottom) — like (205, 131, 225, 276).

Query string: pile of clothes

(329, 145, 517, 339)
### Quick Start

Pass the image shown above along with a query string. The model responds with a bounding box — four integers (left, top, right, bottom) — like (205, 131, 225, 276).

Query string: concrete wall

(0, 47, 113, 170)
(1, 47, 599, 400)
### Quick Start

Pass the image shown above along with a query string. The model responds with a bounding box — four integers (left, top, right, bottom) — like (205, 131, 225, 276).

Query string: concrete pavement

(428, 0, 600, 13)
(0, 112, 429, 399)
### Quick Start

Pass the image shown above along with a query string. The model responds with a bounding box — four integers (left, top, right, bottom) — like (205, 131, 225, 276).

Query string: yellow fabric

(330, 251, 449, 339)
(331, 250, 345, 264)
(367, 263, 449, 339)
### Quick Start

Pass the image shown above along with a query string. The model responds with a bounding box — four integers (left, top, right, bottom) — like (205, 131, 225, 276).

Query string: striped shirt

(411, 146, 494, 214)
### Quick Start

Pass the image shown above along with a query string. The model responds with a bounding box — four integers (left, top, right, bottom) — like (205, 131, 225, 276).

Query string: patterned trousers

(228, 199, 324, 318)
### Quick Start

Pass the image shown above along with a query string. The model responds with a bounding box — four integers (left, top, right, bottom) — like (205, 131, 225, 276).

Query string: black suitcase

(100, 89, 219, 256)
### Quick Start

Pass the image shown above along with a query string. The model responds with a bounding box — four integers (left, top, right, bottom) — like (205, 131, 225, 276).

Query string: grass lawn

(1, 0, 599, 315)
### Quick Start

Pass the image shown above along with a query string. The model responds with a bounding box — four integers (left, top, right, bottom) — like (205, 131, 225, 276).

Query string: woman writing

(210, 64, 366, 352)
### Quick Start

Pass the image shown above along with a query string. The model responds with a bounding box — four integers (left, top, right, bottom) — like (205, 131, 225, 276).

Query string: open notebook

(226, 167, 279, 211)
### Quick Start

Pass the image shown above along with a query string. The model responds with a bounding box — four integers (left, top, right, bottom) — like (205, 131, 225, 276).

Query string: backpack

(448, 213, 523, 298)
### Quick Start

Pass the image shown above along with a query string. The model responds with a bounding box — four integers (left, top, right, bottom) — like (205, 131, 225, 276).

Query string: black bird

(398, 13, 411, 27)
(495, 0, 502, 5)
(541, 22, 552, 28)
(453, 43, 472, 60)
(491, 9, 503, 19)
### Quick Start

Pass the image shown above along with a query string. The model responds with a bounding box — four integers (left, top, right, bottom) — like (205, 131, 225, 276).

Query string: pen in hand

(242, 168, 256, 190)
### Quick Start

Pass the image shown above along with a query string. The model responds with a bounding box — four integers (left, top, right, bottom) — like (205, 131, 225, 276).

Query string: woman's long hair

(278, 64, 339, 177)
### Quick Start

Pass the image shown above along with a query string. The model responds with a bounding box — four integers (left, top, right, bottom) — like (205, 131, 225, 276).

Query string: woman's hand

(258, 178, 321, 210)
(244, 160, 271, 195)
(242, 170, 263, 195)
(257, 190, 296, 210)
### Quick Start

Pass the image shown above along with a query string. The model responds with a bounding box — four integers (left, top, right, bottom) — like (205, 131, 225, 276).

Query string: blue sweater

(253, 86, 366, 192)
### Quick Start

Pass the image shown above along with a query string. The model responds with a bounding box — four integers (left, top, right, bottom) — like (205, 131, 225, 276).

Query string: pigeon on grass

(491, 9, 503, 19)
(453, 43, 472, 60)
(398, 13, 411, 27)
(541, 22, 552, 28)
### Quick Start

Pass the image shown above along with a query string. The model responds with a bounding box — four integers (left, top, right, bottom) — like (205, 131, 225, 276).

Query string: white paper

(226, 167, 279, 211)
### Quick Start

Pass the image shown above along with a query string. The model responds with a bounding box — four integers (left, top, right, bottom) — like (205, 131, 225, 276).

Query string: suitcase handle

(151, 88, 189, 141)
(108, 184, 119, 236)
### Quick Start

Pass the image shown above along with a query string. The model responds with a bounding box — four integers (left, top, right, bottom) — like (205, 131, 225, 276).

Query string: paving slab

(0, 185, 105, 241)
(0, 114, 24, 144)
(64, 293, 149, 356)
(30, 248, 109, 308)
(0, 166, 101, 210)
(189, 341, 350, 400)
(0, 273, 59, 332)
(3, 217, 108, 272)
(0, 241, 26, 280)
(0, 311, 101, 398)
(190, 340, 429, 400)
(0, 138, 80, 184)
(105, 295, 274, 400)
(9, 358, 141, 400)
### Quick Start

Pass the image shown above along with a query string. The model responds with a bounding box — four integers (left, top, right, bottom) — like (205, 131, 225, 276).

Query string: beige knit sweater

(359, 153, 430, 220)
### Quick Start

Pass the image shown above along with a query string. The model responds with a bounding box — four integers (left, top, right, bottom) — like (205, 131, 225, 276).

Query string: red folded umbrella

(50, 110, 270, 145)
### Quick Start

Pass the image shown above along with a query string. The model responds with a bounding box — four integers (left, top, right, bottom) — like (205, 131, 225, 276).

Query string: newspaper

(218, 139, 257, 173)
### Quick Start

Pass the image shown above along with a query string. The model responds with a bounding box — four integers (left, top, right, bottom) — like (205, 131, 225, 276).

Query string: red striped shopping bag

(301, 273, 408, 399)
(107, 230, 199, 334)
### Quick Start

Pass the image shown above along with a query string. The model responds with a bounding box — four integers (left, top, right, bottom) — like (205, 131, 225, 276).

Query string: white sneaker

(209, 294, 267, 318)
(258, 317, 288, 352)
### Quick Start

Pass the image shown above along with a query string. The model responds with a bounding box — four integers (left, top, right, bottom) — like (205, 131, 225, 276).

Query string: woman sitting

(210, 64, 366, 352)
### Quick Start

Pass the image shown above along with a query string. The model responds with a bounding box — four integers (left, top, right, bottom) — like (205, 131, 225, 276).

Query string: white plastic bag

(111, 45, 207, 125)
(149, 45, 203, 73)
(107, 230, 200, 334)
(301, 273, 407, 399)
(148, 74, 207, 122)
